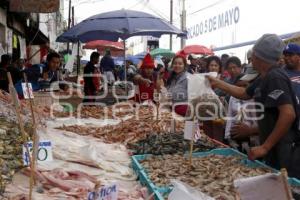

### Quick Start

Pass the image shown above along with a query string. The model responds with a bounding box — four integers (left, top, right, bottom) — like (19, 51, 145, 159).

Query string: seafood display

(22, 167, 99, 198)
(0, 118, 26, 195)
(4, 168, 149, 200)
(53, 102, 181, 120)
(128, 133, 224, 155)
(39, 127, 135, 180)
(140, 154, 272, 200)
(1, 86, 298, 200)
(56, 116, 184, 145)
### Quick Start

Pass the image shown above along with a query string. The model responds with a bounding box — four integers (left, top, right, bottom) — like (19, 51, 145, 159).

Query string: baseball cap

(283, 43, 300, 55)
(253, 34, 285, 64)
(188, 54, 198, 60)
(247, 49, 253, 60)
(240, 64, 259, 82)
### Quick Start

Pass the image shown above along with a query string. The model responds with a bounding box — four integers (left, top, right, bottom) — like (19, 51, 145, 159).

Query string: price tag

(184, 121, 201, 141)
(23, 140, 53, 166)
(87, 184, 118, 200)
(21, 83, 34, 99)
(184, 121, 195, 140)
(153, 89, 161, 102)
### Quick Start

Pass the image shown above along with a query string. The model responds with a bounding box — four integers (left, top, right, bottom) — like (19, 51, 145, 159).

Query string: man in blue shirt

(100, 50, 115, 85)
(283, 43, 300, 100)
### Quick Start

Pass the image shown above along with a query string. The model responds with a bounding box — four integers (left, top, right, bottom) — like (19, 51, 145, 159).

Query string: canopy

(177, 45, 214, 56)
(150, 48, 175, 58)
(56, 9, 186, 43)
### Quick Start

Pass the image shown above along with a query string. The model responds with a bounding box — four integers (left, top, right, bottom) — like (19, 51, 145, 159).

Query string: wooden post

(156, 102, 159, 121)
(154, 89, 160, 121)
(93, 181, 101, 200)
(188, 138, 194, 167)
(23, 73, 39, 186)
(281, 168, 293, 200)
(171, 118, 176, 133)
(188, 117, 196, 167)
(7, 72, 33, 200)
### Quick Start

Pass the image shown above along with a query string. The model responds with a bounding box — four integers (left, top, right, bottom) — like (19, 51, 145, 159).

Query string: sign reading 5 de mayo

(87, 184, 118, 200)
(23, 140, 53, 166)
(21, 83, 34, 99)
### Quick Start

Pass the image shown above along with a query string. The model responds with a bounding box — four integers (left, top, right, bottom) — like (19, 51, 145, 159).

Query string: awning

(213, 31, 300, 51)
(26, 28, 49, 45)
(9, 0, 59, 13)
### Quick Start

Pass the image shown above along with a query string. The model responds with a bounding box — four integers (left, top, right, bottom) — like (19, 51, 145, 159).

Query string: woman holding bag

(166, 55, 189, 116)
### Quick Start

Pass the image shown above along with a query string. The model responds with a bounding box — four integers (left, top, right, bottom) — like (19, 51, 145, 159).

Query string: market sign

(87, 184, 118, 200)
(21, 83, 34, 99)
(187, 6, 240, 39)
(9, 0, 59, 13)
(23, 140, 53, 166)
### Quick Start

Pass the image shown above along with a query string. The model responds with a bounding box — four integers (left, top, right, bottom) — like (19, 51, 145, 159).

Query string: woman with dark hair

(225, 56, 243, 84)
(206, 56, 226, 98)
(206, 56, 222, 75)
(204, 55, 226, 142)
(166, 55, 189, 116)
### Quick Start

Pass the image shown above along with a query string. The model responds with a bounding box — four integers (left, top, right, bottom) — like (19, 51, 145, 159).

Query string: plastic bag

(168, 180, 215, 200)
(187, 73, 225, 120)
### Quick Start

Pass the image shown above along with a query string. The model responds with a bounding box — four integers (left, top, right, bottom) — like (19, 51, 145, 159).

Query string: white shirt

(225, 97, 257, 139)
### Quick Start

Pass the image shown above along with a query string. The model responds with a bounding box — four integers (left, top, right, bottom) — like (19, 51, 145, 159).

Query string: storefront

(0, 7, 6, 56)
(185, 0, 300, 59)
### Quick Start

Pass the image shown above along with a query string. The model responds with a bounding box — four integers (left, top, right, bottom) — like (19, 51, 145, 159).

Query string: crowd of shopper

(1, 33, 299, 178)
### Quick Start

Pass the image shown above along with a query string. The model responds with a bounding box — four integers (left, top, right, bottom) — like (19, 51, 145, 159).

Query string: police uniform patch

(268, 90, 284, 100)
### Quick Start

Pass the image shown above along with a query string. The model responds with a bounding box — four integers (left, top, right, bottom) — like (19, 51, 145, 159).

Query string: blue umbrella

(134, 52, 147, 59)
(126, 55, 142, 66)
(56, 9, 186, 43)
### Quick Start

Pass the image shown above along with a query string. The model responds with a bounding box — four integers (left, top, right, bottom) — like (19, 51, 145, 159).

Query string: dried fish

(56, 109, 184, 145)
(140, 154, 271, 200)
(128, 132, 224, 155)
(0, 118, 28, 195)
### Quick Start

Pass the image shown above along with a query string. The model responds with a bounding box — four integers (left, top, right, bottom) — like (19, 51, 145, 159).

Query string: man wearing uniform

(207, 34, 300, 178)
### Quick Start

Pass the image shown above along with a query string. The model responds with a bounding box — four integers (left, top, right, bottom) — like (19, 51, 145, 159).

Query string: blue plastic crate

(289, 178, 300, 186)
(131, 154, 152, 173)
(132, 148, 300, 199)
(138, 170, 165, 200)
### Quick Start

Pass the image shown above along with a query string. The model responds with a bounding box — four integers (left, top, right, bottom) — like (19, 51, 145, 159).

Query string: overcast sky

(63, 0, 300, 60)
(63, 0, 221, 26)
(64, 0, 173, 23)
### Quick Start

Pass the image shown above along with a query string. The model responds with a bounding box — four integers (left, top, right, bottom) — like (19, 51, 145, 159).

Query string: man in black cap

(207, 34, 300, 178)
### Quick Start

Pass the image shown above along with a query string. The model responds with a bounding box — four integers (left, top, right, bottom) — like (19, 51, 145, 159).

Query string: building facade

(0, 0, 65, 64)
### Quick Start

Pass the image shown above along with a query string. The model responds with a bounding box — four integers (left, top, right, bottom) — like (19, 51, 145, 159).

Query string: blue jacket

(100, 56, 115, 72)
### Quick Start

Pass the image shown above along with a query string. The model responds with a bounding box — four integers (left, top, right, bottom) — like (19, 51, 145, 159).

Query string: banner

(18, 36, 26, 59)
(9, 0, 59, 13)
(6, 28, 13, 54)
